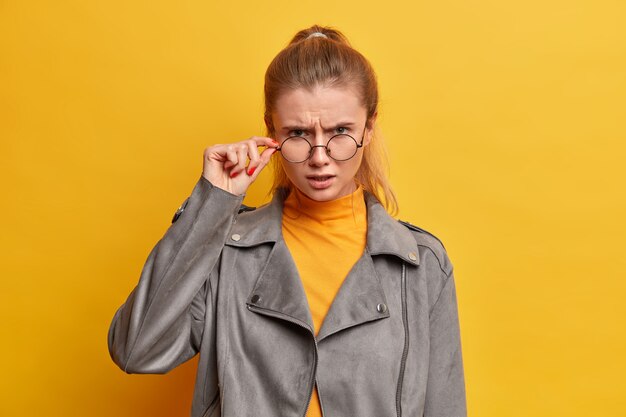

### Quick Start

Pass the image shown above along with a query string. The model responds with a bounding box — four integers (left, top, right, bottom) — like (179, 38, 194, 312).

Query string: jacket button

(377, 303, 387, 313)
(251, 294, 260, 303)
(231, 234, 241, 242)
(408, 252, 417, 261)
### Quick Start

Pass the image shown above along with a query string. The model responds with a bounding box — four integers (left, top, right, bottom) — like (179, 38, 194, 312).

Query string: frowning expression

(270, 85, 374, 201)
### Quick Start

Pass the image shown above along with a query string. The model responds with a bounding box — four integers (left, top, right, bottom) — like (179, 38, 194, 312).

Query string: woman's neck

(283, 185, 366, 225)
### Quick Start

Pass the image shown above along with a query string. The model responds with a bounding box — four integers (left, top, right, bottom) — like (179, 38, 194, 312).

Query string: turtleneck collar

(283, 186, 367, 225)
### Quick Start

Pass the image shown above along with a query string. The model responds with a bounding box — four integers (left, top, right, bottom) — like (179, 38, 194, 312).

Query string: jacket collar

(226, 188, 419, 341)
(227, 189, 420, 340)
(226, 189, 420, 266)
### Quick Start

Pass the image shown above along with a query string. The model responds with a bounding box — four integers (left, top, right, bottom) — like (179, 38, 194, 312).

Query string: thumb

(248, 147, 277, 181)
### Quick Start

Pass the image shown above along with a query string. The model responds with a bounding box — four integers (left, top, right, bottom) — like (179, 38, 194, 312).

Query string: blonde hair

(264, 25, 398, 215)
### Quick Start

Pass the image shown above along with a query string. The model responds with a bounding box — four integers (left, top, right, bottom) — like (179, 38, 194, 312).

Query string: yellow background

(1, 0, 625, 416)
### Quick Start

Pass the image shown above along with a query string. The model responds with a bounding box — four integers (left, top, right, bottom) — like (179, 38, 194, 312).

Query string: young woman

(108, 25, 467, 417)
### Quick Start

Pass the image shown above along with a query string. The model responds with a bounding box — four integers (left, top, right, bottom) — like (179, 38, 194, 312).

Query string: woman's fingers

(260, 145, 278, 164)
(229, 137, 277, 178)
(229, 146, 248, 178)
(202, 136, 278, 194)
(241, 136, 278, 149)
(245, 139, 262, 176)
(246, 137, 279, 176)
(247, 146, 277, 181)
(225, 147, 239, 176)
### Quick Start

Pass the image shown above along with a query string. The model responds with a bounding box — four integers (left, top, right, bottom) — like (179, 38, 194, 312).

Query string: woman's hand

(202, 136, 278, 196)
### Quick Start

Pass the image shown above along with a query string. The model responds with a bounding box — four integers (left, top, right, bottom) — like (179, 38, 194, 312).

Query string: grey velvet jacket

(108, 175, 467, 417)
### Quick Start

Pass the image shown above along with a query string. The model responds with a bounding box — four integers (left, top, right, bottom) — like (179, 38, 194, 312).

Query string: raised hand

(202, 136, 278, 196)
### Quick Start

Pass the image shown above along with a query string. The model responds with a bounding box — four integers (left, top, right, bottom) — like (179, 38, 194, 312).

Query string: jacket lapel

(316, 194, 420, 341)
(364, 193, 421, 266)
(316, 250, 389, 341)
(246, 239, 314, 332)
(226, 190, 314, 333)
(225, 189, 420, 339)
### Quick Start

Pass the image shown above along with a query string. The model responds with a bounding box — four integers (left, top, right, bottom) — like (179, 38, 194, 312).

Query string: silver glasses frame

(275, 125, 367, 163)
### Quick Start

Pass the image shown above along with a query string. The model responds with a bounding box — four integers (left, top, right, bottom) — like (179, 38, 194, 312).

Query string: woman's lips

(306, 175, 335, 189)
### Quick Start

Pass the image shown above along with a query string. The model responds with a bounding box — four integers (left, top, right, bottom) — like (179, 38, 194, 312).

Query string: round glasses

(275, 129, 366, 163)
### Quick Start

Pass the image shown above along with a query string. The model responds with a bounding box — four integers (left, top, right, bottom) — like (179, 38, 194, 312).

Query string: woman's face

(270, 85, 374, 202)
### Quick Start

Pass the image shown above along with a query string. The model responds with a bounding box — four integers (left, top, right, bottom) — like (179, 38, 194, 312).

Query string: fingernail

(230, 171, 240, 178)
(247, 166, 256, 176)
(271, 140, 279, 146)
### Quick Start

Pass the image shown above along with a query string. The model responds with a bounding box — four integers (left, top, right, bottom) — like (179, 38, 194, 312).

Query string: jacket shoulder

(398, 220, 446, 249)
(398, 220, 452, 275)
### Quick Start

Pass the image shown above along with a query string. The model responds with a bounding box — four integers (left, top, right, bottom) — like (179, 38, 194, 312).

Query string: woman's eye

(290, 130, 305, 137)
(336, 127, 347, 134)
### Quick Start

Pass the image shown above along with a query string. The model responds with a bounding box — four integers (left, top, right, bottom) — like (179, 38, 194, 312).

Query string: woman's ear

(364, 111, 378, 146)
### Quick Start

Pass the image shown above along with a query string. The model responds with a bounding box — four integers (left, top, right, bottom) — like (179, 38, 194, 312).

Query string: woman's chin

(296, 181, 355, 202)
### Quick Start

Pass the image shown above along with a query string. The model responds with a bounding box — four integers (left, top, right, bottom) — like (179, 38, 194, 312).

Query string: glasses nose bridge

(308, 143, 331, 161)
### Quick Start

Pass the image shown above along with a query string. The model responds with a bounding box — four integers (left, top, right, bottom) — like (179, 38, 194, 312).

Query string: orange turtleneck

(281, 186, 368, 417)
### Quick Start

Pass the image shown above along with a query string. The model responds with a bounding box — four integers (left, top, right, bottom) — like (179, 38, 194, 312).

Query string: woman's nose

(308, 143, 331, 166)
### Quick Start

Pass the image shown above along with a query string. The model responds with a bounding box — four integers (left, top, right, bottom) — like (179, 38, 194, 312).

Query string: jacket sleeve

(424, 267, 467, 417)
(107, 175, 243, 374)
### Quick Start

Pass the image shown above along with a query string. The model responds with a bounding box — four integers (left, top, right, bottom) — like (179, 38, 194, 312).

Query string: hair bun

(289, 25, 351, 47)
(305, 32, 328, 40)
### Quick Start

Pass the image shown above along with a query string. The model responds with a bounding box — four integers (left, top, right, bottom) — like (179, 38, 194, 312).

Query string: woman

(108, 25, 466, 417)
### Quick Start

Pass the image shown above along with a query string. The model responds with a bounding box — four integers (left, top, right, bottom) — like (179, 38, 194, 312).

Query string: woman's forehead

(272, 86, 367, 127)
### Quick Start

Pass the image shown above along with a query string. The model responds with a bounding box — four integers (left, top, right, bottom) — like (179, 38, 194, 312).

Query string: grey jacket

(108, 176, 467, 417)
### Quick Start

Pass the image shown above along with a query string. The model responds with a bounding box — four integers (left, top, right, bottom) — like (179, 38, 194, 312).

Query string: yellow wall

(1, 1, 625, 416)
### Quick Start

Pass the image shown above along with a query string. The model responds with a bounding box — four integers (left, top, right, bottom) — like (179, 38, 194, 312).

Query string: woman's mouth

(306, 175, 335, 189)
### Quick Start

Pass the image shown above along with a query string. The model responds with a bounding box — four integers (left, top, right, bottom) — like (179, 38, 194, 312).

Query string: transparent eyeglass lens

(281, 135, 359, 162)
(280, 137, 311, 162)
